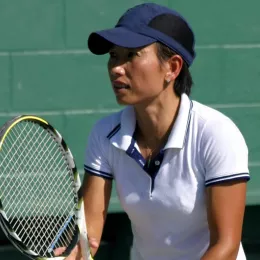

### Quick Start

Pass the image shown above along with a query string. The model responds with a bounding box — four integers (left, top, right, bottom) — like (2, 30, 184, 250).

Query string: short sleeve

(84, 122, 113, 180)
(201, 118, 250, 186)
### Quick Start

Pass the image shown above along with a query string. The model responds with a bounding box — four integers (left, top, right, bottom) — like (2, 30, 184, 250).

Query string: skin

(201, 180, 247, 260)
(108, 43, 182, 157)
(63, 43, 247, 260)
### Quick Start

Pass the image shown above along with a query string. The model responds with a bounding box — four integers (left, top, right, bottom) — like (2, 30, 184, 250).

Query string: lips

(112, 81, 130, 89)
(114, 84, 130, 89)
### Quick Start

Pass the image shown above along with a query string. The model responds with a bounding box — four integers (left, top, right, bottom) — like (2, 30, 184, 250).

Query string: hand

(54, 245, 81, 260)
(54, 237, 99, 260)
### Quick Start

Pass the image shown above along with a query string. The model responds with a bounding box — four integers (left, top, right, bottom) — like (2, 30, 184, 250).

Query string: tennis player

(67, 3, 250, 260)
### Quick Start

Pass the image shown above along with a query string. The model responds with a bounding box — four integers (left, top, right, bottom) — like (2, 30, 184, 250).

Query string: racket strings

(0, 123, 49, 190)
(0, 124, 51, 207)
(5, 139, 75, 253)
(12, 164, 73, 246)
(0, 122, 34, 169)
(19, 176, 76, 252)
(11, 130, 75, 254)
(0, 123, 39, 188)
(0, 121, 78, 256)
(8, 134, 68, 213)
(1, 124, 61, 215)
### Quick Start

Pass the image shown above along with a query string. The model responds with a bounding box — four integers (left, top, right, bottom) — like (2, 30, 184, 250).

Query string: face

(107, 43, 171, 105)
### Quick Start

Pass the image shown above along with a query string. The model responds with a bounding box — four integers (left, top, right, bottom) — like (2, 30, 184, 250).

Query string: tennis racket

(0, 115, 93, 260)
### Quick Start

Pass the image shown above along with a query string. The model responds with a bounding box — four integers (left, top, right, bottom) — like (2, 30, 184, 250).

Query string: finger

(88, 237, 99, 248)
(54, 247, 66, 256)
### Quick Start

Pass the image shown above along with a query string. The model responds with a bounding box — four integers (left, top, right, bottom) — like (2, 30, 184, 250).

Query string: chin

(115, 97, 134, 106)
(116, 100, 131, 106)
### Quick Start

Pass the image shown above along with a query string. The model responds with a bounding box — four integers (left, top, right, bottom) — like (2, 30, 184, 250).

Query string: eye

(128, 51, 140, 59)
(109, 51, 117, 58)
(128, 51, 135, 58)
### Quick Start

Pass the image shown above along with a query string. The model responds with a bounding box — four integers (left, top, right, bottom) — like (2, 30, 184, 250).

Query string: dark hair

(156, 42, 193, 97)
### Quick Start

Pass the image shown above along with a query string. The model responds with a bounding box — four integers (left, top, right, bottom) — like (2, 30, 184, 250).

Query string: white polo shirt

(84, 93, 250, 260)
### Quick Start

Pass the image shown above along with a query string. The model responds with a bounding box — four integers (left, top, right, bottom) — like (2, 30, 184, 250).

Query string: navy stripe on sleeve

(205, 173, 250, 186)
(84, 165, 113, 180)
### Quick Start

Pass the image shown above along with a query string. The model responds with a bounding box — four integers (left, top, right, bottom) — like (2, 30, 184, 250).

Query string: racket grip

(80, 203, 94, 260)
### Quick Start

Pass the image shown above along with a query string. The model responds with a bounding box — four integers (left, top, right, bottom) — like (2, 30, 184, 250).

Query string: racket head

(0, 115, 84, 259)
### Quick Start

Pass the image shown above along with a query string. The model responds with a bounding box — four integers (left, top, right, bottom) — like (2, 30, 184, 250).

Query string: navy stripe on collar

(106, 123, 121, 139)
(182, 100, 193, 148)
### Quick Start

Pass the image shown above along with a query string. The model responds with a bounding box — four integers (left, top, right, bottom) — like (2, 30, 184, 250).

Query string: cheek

(130, 59, 164, 87)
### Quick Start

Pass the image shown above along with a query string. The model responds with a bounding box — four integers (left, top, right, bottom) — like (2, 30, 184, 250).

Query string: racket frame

(0, 115, 92, 260)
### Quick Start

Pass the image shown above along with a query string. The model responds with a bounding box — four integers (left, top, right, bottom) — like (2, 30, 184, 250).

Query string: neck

(134, 91, 181, 149)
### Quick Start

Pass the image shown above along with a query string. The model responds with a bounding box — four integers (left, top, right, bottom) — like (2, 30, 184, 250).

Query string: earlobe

(165, 72, 173, 83)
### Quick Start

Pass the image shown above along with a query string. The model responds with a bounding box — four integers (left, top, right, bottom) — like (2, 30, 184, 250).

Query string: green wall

(0, 0, 260, 259)
(0, 0, 259, 209)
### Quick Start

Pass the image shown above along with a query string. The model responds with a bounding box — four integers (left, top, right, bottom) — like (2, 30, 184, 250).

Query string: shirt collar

(109, 94, 192, 151)
(109, 106, 136, 151)
(164, 94, 193, 149)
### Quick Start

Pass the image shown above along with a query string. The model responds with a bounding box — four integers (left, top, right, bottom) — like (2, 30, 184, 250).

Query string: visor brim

(88, 27, 156, 55)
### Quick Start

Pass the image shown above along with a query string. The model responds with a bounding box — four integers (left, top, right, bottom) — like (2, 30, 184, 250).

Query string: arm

(63, 119, 114, 260)
(55, 173, 112, 260)
(201, 180, 247, 260)
(61, 173, 112, 260)
(82, 172, 112, 256)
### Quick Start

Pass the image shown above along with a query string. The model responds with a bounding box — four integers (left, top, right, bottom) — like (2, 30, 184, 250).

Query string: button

(155, 160, 160, 166)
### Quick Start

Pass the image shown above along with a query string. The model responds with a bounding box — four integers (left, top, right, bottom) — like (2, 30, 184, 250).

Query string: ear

(165, 55, 183, 83)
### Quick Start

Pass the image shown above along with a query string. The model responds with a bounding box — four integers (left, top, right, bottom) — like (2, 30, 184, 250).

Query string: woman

(67, 3, 250, 260)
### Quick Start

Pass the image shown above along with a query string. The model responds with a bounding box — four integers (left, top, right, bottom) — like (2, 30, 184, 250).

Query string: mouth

(113, 84, 130, 90)
(112, 81, 130, 90)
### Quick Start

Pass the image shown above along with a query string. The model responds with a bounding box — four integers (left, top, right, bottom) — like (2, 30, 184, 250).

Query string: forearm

(203, 181, 247, 260)
(201, 243, 239, 260)
(82, 173, 112, 256)
(85, 208, 106, 255)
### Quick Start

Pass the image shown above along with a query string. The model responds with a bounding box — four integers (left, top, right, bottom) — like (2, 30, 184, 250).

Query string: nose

(110, 65, 125, 77)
